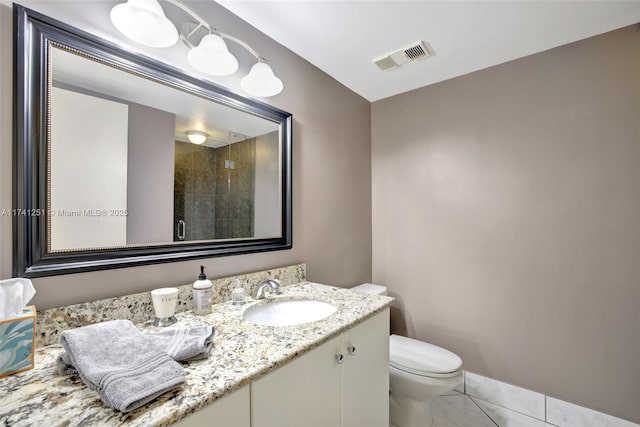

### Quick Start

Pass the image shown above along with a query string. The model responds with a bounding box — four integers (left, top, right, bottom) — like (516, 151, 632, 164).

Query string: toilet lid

(389, 334, 462, 377)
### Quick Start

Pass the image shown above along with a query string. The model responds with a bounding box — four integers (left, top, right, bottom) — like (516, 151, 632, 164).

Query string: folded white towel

(59, 320, 185, 413)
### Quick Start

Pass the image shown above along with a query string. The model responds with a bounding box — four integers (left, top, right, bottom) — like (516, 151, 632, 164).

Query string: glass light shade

(186, 131, 208, 145)
(240, 62, 284, 97)
(187, 34, 239, 76)
(110, 0, 179, 48)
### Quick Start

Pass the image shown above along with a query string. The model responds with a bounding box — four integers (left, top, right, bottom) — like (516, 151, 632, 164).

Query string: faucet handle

(253, 279, 282, 299)
(269, 279, 282, 295)
(254, 285, 266, 300)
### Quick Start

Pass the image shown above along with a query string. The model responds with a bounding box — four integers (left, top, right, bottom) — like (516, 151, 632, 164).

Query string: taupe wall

(0, 4, 12, 283)
(372, 25, 640, 423)
(127, 103, 175, 245)
(0, 1, 372, 308)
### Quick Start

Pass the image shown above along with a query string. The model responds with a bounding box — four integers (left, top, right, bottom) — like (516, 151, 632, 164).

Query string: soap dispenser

(192, 265, 213, 315)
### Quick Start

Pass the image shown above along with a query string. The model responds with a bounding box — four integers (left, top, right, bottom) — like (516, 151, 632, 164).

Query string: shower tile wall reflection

(214, 138, 256, 239)
(174, 139, 255, 241)
(174, 141, 217, 240)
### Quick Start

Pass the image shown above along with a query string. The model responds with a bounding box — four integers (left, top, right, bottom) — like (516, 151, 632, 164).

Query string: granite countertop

(0, 282, 393, 427)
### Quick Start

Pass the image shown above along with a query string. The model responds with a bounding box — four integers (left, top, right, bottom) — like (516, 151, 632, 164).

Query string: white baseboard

(462, 371, 639, 427)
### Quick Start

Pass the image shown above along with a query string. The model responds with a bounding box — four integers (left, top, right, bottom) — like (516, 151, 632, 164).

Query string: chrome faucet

(253, 279, 282, 299)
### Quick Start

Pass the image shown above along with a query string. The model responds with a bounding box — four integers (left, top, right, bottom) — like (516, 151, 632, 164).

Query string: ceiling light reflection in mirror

(52, 48, 278, 145)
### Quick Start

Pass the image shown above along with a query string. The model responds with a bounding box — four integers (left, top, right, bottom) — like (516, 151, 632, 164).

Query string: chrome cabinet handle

(335, 354, 345, 364)
(177, 220, 186, 241)
(347, 346, 356, 356)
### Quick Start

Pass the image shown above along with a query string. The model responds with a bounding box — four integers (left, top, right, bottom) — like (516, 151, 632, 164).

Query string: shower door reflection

(173, 131, 280, 241)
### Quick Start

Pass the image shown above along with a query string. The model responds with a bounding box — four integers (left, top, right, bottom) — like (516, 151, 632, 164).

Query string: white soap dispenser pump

(192, 265, 213, 315)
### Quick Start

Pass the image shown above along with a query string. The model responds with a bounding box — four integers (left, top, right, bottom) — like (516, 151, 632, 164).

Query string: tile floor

(433, 390, 551, 427)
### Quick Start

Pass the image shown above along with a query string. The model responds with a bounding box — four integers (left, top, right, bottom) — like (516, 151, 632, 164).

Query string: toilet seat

(390, 334, 462, 379)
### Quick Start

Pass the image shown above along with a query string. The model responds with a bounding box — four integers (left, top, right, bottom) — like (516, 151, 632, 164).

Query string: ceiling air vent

(373, 41, 433, 72)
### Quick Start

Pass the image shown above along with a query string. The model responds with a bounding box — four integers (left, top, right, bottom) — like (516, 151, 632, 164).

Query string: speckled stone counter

(36, 263, 306, 347)
(0, 282, 393, 427)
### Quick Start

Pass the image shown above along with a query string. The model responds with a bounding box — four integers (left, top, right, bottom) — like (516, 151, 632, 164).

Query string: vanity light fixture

(186, 130, 208, 145)
(109, 0, 284, 97)
(187, 33, 238, 76)
(110, 0, 179, 48)
(241, 63, 284, 98)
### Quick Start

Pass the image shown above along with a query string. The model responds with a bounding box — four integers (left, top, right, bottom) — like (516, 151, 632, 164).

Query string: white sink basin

(243, 299, 337, 327)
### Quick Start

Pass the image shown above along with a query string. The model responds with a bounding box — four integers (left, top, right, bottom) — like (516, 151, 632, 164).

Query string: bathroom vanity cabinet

(173, 308, 390, 427)
(173, 386, 250, 427)
(251, 308, 390, 427)
(0, 283, 393, 427)
(341, 308, 390, 427)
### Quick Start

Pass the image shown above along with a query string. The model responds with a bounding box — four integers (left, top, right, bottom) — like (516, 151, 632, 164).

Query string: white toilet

(352, 284, 463, 427)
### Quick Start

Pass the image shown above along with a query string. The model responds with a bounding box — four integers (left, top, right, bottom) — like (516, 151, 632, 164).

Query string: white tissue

(0, 278, 36, 320)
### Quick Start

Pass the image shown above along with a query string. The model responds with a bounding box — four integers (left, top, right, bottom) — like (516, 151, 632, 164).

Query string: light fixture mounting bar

(219, 33, 262, 62)
(165, 0, 263, 62)
(164, 0, 207, 26)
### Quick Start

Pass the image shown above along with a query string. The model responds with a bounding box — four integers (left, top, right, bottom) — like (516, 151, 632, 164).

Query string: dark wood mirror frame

(13, 5, 292, 278)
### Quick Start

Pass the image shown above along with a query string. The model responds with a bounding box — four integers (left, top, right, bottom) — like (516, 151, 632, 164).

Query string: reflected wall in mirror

(14, 6, 292, 277)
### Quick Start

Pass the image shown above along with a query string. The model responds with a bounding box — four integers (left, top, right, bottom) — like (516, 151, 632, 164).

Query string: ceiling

(216, 1, 640, 102)
(52, 46, 278, 147)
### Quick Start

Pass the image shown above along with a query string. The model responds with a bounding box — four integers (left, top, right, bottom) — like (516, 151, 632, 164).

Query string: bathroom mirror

(14, 6, 292, 277)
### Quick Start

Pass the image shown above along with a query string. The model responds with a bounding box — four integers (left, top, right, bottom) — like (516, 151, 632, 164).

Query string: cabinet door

(341, 308, 390, 427)
(173, 385, 250, 427)
(251, 334, 342, 427)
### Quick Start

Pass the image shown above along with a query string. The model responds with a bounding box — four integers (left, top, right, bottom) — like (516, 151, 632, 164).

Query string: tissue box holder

(0, 306, 36, 377)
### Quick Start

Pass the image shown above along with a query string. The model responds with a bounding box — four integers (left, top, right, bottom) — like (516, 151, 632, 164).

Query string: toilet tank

(351, 283, 388, 296)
